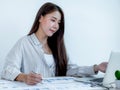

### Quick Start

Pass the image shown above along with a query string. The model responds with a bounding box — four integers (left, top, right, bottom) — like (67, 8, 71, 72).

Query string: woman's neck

(35, 30, 52, 54)
(35, 30, 47, 45)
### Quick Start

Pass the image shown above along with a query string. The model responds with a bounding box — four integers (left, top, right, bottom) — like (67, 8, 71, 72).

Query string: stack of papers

(0, 77, 106, 90)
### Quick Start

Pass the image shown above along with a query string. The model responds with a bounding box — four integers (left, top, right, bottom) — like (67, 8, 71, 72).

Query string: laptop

(102, 51, 120, 88)
(74, 51, 120, 88)
(90, 51, 120, 88)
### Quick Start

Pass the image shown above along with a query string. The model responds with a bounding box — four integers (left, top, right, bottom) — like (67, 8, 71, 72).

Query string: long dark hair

(28, 2, 68, 76)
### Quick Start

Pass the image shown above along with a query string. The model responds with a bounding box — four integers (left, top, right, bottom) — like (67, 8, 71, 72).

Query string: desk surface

(0, 76, 116, 90)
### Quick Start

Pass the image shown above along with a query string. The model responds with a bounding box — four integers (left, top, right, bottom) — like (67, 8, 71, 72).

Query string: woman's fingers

(25, 73, 42, 85)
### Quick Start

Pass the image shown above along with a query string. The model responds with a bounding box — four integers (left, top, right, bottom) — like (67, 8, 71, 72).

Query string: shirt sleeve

(1, 38, 23, 81)
(66, 60, 96, 77)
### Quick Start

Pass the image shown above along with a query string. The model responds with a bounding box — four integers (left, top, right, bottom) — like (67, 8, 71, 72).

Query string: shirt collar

(29, 33, 42, 46)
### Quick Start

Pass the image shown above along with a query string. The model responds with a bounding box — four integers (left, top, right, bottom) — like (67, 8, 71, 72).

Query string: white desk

(0, 77, 117, 90)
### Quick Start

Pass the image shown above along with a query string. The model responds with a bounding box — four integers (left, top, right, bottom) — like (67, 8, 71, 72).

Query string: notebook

(102, 51, 120, 88)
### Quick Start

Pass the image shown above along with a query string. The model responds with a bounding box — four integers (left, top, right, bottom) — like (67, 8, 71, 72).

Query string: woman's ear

(39, 15, 43, 22)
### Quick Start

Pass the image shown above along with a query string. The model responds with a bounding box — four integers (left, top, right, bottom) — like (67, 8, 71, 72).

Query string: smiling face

(39, 11, 61, 37)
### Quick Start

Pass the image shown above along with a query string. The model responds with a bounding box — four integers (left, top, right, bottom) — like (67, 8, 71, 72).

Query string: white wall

(0, 0, 120, 75)
(64, 0, 120, 65)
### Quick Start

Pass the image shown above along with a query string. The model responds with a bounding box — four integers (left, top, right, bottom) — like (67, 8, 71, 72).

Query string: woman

(1, 2, 107, 85)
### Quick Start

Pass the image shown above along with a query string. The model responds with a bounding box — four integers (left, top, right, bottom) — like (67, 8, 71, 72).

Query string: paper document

(0, 77, 106, 90)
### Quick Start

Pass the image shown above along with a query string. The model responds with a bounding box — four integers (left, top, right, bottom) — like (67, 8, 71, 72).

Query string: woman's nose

(53, 22, 59, 30)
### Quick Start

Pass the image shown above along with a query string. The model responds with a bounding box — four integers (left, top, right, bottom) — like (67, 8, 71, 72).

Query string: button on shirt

(1, 33, 96, 81)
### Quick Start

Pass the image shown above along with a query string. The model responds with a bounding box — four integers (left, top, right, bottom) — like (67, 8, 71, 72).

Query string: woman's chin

(48, 33, 54, 37)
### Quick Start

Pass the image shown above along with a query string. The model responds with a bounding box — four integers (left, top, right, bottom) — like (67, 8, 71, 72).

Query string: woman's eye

(51, 19, 55, 22)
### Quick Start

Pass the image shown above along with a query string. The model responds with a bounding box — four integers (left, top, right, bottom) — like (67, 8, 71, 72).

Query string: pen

(32, 71, 43, 79)
(31, 71, 44, 84)
(32, 71, 38, 74)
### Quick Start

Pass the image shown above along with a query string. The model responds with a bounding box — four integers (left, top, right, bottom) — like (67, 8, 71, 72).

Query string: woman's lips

(49, 29, 55, 33)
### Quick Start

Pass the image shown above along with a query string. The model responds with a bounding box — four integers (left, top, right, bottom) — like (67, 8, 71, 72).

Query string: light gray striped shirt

(1, 33, 96, 81)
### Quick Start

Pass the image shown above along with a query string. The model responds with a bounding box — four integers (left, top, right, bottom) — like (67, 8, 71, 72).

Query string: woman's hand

(15, 72, 42, 85)
(94, 62, 108, 73)
(24, 72, 42, 85)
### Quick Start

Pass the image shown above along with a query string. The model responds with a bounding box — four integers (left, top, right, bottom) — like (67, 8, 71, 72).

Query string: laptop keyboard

(89, 77, 103, 83)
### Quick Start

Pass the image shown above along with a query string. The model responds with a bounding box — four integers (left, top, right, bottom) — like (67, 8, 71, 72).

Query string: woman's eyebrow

(52, 16, 61, 23)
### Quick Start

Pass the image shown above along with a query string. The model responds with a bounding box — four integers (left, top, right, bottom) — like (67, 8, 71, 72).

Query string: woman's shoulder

(16, 35, 29, 44)
(17, 33, 35, 42)
(14, 33, 39, 47)
(12, 34, 32, 47)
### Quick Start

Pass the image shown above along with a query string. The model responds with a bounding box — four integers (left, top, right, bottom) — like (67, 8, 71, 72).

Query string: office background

(0, 0, 120, 76)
